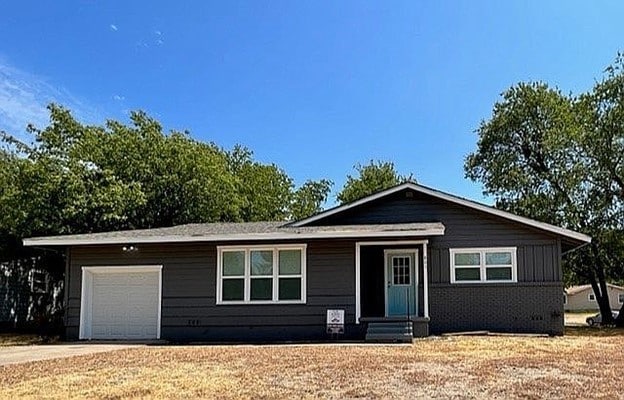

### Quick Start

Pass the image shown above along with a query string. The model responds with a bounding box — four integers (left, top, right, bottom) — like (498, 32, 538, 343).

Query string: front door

(385, 250, 418, 317)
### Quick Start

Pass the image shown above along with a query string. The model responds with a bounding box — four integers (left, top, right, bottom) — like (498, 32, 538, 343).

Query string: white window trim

(449, 247, 517, 284)
(216, 244, 307, 305)
(79, 265, 163, 340)
(588, 293, 596, 302)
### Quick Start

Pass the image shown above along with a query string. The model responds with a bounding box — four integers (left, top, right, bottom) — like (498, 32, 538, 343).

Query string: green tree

(290, 179, 333, 220)
(0, 104, 334, 327)
(337, 160, 412, 204)
(465, 56, 624, 325)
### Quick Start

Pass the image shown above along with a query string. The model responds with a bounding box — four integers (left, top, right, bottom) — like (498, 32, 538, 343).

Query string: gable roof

(23, 222, 445, 246)
(566, 283, 624, 295)
(290, 182, 591, 245)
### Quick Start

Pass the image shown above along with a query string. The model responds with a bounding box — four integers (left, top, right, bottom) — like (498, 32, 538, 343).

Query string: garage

(79, 266, 162, 340)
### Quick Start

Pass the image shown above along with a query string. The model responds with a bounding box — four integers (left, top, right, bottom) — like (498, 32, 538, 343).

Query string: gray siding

(565, 285, 624, 311)
(66, 187, 568, 339)
(315, 188, 564, 335)
(67, 240, 360, 341)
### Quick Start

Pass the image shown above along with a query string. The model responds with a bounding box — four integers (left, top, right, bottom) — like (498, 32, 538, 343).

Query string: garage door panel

(86, 268, 161, 340)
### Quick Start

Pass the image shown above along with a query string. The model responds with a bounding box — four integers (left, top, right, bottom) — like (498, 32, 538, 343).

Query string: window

(563, 294, 567, 305)
(588, 293, 596, 302)
(619, 293, 624, 304)
(217, 245, 306, 304)
(392, 256, 411, 285)
(450, 248, 517, 283)
(28, 269, 48, 294)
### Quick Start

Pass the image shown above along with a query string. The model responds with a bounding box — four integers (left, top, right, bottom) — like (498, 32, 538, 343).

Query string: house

(564, 283, 624, 312)
(23, 182, 590, 342)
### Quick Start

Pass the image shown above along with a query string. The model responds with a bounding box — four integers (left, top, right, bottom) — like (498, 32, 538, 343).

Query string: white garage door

(80, 266, 162, 340)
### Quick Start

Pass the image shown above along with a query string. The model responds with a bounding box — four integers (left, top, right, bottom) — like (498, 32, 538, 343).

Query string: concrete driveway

(0, 343, 140, 366)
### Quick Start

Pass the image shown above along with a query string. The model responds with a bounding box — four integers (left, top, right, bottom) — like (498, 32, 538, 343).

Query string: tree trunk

(615, 302, 624, 327)
(588, 256, 614, 325)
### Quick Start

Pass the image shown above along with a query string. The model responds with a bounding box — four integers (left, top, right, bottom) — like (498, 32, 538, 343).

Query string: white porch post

(423, 241, 429, 319)
(355, 243, 361, 324)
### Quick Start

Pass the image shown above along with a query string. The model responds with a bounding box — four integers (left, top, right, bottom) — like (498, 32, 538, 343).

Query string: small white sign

(327, 309, 345, 325)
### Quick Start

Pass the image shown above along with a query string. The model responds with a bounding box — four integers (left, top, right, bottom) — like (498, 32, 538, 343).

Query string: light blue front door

(386, 251, 417, 317)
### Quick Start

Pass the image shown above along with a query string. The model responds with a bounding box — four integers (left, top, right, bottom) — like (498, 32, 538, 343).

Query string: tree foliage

(337, 160, 412, 204)
(465, 54, 624, 325)
(0, 104, 333, 327)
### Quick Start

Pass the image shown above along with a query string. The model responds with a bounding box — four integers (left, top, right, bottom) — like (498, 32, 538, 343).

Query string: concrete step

(366, 326, 413, 334)
(365, 332, 414, 343)
(365, 321, 414, 343)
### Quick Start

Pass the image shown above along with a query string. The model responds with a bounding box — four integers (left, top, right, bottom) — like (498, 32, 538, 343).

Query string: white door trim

(355, 240, 429, 324)
(384, 249, 419, 317)
(79, 265, 163, 340)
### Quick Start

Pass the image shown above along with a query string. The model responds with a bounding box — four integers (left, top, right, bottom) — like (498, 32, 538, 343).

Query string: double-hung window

(450, 247, 517, 283)
(217, 245, 306, 304)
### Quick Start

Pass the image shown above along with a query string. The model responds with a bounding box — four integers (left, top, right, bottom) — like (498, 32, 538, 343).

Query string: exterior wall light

(122, 245, 139, 253)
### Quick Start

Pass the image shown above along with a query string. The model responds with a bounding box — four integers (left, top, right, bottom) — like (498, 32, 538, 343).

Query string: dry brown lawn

(1, 330, 623, 399)
(0, 333, 47, 347)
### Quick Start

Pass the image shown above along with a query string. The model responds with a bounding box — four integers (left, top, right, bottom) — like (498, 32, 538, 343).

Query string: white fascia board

(22, 227, 445, 247)
(291, 182, 591, 244)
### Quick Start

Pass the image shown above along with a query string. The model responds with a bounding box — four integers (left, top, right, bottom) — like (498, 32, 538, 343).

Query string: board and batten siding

(66, 240, 359, 341)
(313, 188, 565, 334)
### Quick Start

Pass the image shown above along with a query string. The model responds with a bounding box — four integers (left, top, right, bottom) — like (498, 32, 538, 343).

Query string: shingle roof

(23, 222, 445, 246)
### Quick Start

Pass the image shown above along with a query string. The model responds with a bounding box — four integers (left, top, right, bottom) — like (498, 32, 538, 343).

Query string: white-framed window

(28, 269, 48, 294)
(216, 244, 306, 304)
(588, 293, 596, 301)
(450, 247, 517, 283)
(619, 293, 624, 304)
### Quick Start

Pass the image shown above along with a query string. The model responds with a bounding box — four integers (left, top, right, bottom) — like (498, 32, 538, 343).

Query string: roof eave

(22, 227, 445, 247)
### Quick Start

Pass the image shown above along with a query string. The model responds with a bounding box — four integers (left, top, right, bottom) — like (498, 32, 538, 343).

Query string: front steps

(365, 320, 414, 343)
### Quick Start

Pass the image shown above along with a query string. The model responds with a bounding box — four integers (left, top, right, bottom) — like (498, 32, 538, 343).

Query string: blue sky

(1, 1, 624, 205)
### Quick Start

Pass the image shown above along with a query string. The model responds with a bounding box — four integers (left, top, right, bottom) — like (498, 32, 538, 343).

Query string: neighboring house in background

(23, 182, 590, 342)
(564, 283, 624, 311)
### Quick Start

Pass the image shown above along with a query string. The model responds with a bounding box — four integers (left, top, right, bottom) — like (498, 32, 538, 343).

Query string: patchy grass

(0, 334, 54, 347)
(1, 334, 623, 399)
(565, 325, 624, 337)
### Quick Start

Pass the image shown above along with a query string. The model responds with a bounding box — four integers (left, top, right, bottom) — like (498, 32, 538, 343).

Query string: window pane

(223, 251, 245, 276)
(486, 252, 512, 265)
(222, 279, 244, 301)
(455, 268, 480, 281)
(454, 253, 480, 266)
(279, 278, 301, 300)
(251, 250, 273, 276)
(279, 250, 301, 275)
(250, 278, 272, 300)
(486, 267, 512, 280)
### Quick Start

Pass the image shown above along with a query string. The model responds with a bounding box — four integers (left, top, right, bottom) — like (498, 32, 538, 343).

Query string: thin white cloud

(0, 59, 100, 141)
(154, 30, 162, 36)
(110, 24, 118, 31)
(112, 94, 125, 101)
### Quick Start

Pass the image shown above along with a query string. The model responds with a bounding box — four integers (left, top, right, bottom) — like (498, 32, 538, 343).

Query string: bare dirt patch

(0, 334, 622, 399)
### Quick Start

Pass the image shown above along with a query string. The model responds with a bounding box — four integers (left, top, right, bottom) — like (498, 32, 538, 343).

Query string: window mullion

(481, 250, 486, 282)
(244, 250, 250, 303)
(273, 248, 278, 302)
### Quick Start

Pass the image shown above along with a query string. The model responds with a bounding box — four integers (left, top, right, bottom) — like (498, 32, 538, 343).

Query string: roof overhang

(23, 224, 445, 247)
(290, 182, 592, 246)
